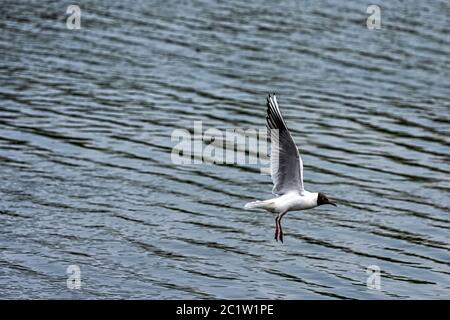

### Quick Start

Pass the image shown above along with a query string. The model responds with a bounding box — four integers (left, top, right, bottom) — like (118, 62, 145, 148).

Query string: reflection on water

(0, 0, 449, 299)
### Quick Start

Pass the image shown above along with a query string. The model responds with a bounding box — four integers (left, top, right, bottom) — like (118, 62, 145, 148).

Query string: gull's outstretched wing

(266, 94, 304, 195)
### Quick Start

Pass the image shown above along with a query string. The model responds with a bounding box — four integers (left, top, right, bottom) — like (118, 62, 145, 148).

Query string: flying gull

(245, 94, 336, 242)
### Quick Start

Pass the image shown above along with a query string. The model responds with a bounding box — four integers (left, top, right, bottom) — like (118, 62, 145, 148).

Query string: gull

(245, 94, 336, 242)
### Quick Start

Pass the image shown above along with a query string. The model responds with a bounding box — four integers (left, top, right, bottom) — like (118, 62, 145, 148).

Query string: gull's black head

(317, 192, 337, 207)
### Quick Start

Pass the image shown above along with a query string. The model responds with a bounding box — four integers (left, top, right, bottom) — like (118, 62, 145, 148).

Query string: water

(1, 0, 449, 299)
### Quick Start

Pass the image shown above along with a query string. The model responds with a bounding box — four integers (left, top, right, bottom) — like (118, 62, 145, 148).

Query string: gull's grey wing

(266, 94, 304, 195)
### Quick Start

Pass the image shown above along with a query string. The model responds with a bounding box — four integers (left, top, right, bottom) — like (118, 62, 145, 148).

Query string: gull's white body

(245, 191, 319, 213)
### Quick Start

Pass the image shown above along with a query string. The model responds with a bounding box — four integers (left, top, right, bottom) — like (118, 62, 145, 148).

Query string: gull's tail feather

(244, 200, 274, 210)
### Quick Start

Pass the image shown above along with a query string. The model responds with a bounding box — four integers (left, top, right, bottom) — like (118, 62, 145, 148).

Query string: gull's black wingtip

(267, 93, 277, 106)
(266, 94, 272, 107)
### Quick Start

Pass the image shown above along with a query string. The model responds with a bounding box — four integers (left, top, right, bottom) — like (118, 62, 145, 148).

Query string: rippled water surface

(1, 0, 449, 299)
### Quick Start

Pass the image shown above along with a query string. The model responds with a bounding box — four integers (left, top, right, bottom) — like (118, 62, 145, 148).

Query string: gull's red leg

(278, 211, 287, 243)
(274, 216, 279, 241)
(279, 222, 283, 243)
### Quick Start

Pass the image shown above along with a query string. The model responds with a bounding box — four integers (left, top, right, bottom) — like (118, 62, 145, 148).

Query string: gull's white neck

(298, 191, 319, 209)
